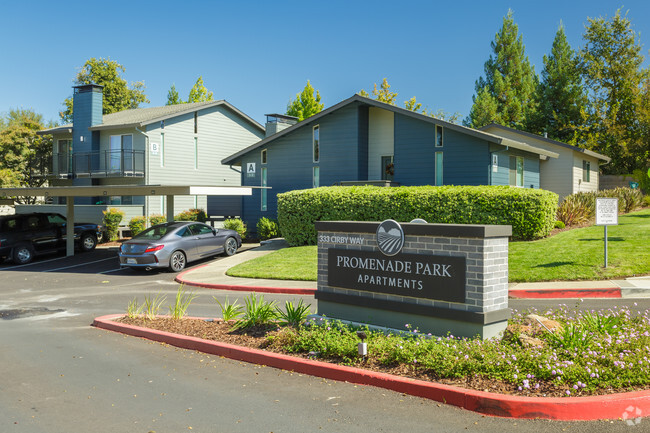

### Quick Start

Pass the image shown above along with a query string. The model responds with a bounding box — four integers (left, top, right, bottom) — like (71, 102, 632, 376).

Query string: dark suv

(0, 213, 104, 265)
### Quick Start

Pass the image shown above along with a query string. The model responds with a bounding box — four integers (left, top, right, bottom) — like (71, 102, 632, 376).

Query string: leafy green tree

(527, 24, 588, 143)
(0, 109, 52, 203)
(286, 80, 324, 121)
(60, 58, 149, 123)
(187, 76, 214, 103)
(578, 9, 649, 173)
(466, 10, 538, 129)
(166, 84, 182, 105)
(359, 78, 398, 105)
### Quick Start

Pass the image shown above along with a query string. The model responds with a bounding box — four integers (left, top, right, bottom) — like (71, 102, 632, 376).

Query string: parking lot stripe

(43, 257, 116, 272)
(1, 256, 70, 270)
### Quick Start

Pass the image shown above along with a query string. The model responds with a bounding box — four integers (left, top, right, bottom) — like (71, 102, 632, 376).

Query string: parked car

(118, 221, 241, 272)
(0, 213, 104, 265)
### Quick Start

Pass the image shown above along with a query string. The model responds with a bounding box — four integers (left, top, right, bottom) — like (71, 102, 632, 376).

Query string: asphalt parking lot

(1, 248, 647, 432)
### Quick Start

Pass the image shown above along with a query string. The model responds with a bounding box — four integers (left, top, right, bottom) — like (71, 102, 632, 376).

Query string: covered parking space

(0, 185, 259, 257)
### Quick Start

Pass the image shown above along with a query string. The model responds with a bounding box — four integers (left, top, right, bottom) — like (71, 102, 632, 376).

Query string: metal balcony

(51, 150, 145, 179)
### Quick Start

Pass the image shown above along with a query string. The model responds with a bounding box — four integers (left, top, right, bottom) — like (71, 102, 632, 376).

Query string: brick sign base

(315, 221, 512, 339)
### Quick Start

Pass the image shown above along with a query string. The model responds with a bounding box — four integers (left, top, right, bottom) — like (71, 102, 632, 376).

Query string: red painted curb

(93, 314, 650, 421)
(509, 288, 621, 299)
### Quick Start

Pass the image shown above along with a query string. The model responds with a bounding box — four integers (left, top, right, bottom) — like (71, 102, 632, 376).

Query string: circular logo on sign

(376, 219, 404, 256)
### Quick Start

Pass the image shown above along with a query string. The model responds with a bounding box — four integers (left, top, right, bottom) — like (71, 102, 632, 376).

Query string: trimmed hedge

(277, 185, 558, 245)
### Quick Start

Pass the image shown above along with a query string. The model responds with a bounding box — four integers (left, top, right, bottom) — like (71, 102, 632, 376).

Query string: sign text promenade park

(315, 220, 512, 339)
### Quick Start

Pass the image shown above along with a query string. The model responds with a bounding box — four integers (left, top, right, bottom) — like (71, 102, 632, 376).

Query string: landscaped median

(93, 296, 650, 421)
(93, 314, 650, 421)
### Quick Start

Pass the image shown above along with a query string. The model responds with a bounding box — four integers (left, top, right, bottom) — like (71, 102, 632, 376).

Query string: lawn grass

(226, 209, 650, 282)
(226, 245, 317, 281)
(509, 208, 650, 281)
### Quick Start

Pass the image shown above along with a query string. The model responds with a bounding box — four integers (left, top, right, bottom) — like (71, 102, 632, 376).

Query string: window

(194, 112, 198, 134)
(261, 167, 268, 211)
(313, 125, 320, 162)
(189, 223, 213, 235)
(194, 137, 198, 169)
(261, 149, 267, 164)
(313, 166, 320, 188)
(109, 134, 133, 171)
(509, 156, 524, 187)
(435, 125, 443, 147)
(160, 120, 165, 129)
(381, 155, 394, 181)
(583, 160, 591, 182)
(435, 152, 443, 186)
(160, 133, 165, 167)
(57, 139, 72, 172)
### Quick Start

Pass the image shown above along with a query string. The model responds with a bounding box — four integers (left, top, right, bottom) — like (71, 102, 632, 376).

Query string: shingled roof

(39, 100, 264, 134)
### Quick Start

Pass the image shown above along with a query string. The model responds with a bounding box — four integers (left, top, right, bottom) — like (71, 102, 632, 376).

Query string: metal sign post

(595, 198, 618, 268)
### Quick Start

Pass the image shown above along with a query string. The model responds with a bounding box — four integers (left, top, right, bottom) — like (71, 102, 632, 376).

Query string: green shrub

(149, 214, 166, 226)
(608, 187, 643, 213)
(644, 195, 650, 207)
(224, 218, 247, 240)
(277, 185, 558, 245)
(554, 221, 565, 229)
(174, 208, 207, 222)
(102, 208, 125, 241)
(128, 216, 147, 237)
(556, 193, 593, 226)
(257, 217, 280, 240)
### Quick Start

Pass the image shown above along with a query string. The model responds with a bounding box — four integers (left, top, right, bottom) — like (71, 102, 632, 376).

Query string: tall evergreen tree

(528, 24, 587, 143)
(286, 80, 324, 121)
(166, 84, 182, 105)
(578, 9, 648, 173)
(465, 10, 538, 129)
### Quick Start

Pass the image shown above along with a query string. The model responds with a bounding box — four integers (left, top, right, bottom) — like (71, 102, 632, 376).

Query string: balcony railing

(51, 150, 145, 178)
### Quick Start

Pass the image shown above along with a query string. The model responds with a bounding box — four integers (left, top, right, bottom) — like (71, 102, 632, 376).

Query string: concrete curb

(93, 314, 650, 421)
(175, 264, 317, 295)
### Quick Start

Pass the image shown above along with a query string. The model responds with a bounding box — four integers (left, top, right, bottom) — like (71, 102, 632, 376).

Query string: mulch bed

(116, 316, 648, 398)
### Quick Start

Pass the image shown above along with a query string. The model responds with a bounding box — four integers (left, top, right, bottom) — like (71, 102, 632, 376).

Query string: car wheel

(80, 233, 97, 252)
(13, 244, 34, 265)
(224, 237, 238, 256)
(169, 250, 186, 272)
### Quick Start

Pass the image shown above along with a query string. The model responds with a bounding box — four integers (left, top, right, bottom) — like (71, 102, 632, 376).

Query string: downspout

(135, 126, 149, 227)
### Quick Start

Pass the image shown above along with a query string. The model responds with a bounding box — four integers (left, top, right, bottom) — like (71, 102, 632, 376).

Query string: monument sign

(316, 220, 512, 339)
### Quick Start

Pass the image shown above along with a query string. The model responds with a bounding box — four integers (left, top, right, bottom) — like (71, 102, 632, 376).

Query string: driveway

(0, 249, 646, 432)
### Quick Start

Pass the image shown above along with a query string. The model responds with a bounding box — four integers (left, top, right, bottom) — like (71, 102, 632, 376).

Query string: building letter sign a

(246, 162, 256, 178)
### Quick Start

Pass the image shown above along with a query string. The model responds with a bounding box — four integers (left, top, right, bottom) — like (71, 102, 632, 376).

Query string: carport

(0, 184, 259, 257)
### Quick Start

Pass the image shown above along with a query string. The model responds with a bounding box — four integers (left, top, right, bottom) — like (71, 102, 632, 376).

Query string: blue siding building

(223, 95, 558, 233)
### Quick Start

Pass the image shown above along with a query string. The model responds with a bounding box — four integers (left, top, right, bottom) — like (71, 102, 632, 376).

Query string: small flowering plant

(270, 305, 650, 397)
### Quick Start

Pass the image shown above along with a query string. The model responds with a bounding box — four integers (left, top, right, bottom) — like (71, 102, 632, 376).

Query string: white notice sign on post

(596, 198, 618, 226)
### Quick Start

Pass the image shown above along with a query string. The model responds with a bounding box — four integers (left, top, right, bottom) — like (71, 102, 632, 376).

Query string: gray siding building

(223, 95, 558, 233)
(38, 84, 265, 224)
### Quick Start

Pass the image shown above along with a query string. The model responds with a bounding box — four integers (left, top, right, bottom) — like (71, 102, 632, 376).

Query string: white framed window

(109, 134, 133, 171)
(194, 112, 198, 134)
(261, 167, 268, 211)
(582, 160, 590, 182)
(435, 125, 443, 147)
(381, 155, 394, 181)
(313, 125, 320, 163)
(509, 156, 524, 187)
(435, 152, 443, 186)
(313, 166, 320, 188)
(261, 149, 267, 164)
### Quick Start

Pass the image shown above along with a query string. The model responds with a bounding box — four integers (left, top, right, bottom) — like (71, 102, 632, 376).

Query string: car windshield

(134, 224, 175, 240)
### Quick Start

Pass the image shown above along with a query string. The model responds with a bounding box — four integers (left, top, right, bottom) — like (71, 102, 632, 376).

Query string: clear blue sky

(1, 0, 649, 127)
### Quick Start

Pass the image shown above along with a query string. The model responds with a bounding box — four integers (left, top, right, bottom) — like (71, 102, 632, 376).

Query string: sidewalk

(176, 241, 650, 299)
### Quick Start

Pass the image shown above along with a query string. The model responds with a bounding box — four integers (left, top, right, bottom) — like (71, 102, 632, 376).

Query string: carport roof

(0, 185, 256, 197)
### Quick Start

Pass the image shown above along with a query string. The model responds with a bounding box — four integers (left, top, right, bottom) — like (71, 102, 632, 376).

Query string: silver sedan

(118, 221, 242, 272)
